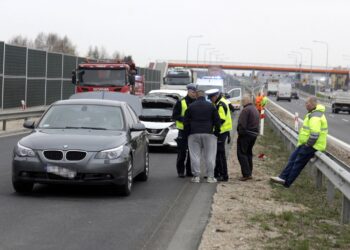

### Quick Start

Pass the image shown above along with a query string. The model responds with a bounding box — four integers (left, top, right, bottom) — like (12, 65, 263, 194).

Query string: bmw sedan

(12, 99, 149, 196)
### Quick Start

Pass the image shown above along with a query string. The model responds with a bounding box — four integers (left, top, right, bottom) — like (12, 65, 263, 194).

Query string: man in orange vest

(255, 92, 263, 113)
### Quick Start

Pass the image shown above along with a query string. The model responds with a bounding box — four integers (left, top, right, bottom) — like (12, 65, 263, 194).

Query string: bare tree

(8, 35, 33, 47)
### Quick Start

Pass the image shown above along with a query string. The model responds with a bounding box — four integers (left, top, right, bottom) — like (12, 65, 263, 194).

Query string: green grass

(252, 123, 350, 249)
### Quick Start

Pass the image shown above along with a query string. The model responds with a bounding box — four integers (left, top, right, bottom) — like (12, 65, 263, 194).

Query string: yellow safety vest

(217, 97, 232, 133)
(297, 104, 328, 151)
(175, 99, 188, 130)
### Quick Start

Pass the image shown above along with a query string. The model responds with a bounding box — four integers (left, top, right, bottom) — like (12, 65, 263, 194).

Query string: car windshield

(78, 69, 126, 86)
(38, 104, 124, 130)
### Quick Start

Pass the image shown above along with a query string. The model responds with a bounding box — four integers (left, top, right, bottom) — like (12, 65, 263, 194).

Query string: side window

(126, 105, 139, 124)
(123, 108, 135, 127)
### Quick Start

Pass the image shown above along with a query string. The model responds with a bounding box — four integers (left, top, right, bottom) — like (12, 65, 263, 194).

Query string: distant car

(140, 92, 179, 147)
(12, 97, 149, 196)
(291, 88, 299, 99)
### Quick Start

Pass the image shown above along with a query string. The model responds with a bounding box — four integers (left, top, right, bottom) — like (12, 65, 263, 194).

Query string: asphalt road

(269, 96, 350, 145)
(0, 133, 217, 250)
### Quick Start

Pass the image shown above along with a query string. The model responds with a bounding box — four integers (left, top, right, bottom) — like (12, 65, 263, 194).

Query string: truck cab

(162, 67, 194, 90)
(72, 61, 144, 96)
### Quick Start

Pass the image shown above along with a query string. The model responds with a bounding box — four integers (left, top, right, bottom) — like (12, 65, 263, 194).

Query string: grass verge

(253, 121, 350, 250)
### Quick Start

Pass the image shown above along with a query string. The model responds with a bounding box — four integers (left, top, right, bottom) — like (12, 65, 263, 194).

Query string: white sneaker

(207, 177, 217, 183)
(191, 176, 200, 183)
(270, 176, 285, 185)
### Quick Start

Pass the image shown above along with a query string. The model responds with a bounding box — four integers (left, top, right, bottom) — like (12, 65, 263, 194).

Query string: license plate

(46, 165, 76, 179)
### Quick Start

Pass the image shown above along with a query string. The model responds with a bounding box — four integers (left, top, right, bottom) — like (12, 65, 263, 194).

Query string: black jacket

(172, 95, 195, 123)
(184, 96, 221, 136)
(237, 103, 260, 137)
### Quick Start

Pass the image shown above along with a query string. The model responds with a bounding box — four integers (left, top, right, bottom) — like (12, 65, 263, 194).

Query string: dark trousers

(237, 134, 257, 177)
(215, 132, 229, 180)
(176, 130, 192, 176)
(279, 145, 316, 187)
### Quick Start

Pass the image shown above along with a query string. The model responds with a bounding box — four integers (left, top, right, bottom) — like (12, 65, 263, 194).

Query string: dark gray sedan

(12, 99, 149, 196)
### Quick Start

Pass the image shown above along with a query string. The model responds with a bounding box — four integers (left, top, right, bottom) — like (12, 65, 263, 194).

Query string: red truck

(72, 61, 144, 96)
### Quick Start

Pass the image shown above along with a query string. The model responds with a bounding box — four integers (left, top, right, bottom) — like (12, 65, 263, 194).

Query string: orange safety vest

(255, 95, 263, 111)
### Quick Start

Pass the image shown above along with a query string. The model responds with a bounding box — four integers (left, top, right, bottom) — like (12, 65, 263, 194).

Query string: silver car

(12, 98, 149, 196)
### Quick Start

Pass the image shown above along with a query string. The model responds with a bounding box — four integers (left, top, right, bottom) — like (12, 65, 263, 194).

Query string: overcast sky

(1, 0, 350, 68)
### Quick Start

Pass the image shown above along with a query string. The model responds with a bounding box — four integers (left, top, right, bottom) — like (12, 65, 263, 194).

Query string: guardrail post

(315, 168, 323, 189)
(341, 195, 350, 224)
(327, 179, 335, 205)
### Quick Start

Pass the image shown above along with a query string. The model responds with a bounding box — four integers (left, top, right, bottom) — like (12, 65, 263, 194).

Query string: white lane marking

(342, 119, 349, 122)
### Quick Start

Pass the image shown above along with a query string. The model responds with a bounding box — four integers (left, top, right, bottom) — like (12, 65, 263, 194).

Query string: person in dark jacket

(184, 90, 221, 183)
(172, 84, 197, 177)
(237, 95, 260, 181)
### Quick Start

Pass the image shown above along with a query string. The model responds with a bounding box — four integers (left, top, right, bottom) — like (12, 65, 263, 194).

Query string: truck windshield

(164, 76, 191, 85)
(78, 69, 126, 87)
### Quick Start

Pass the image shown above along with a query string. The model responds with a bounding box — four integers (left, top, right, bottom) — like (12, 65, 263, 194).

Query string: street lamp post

(203, 48, 215, 64)
(290, 51, 303, 84)
(186, 35, 203, 66)
(300, 47, 314, 94)
(313, 40, 329, 89)
(196, 43, 211, 65)
(342, 54, 350, 90)
(208, 50, 220, 64)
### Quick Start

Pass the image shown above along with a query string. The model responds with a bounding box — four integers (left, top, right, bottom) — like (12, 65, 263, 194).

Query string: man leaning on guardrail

(270, 96, 328, 187)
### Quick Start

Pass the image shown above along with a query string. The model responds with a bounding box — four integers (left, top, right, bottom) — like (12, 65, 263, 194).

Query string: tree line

(8, 32, 133, 61)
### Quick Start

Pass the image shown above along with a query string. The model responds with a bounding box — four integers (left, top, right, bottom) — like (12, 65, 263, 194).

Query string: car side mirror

(23, 120, 35, 129)
(130, 123, 146, 132)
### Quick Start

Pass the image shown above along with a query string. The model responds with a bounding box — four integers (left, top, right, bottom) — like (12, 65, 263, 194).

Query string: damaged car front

(140, 94, 178, 147)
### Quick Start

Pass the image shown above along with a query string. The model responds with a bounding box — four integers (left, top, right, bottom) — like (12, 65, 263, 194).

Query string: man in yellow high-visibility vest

(207, 89, 233, 182)
(271, 96, 328, 187)
(172, 84, 197, 178)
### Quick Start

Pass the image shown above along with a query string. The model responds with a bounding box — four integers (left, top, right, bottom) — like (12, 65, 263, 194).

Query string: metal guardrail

(0, 107, 46, 131)
(266, 108, 350, 224)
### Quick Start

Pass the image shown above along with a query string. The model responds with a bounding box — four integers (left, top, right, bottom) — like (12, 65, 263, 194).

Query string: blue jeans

(279, 145, 316, 187)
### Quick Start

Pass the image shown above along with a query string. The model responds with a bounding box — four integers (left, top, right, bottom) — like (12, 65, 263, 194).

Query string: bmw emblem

(63, 145, 68, 149)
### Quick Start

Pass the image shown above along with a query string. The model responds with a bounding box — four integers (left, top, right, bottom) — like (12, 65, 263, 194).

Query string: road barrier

(266, 108, 350, 224)
(0, 107, 46, 131)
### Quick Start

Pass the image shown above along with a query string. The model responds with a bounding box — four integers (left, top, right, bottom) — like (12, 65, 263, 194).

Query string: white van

(196, 76, 224, 93)
(276, 83, 292, 102)
(226, 88, 242, 110)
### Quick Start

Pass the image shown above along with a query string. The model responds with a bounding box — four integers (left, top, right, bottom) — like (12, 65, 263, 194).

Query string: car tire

(276, 97, 279, 101)
(335, 109, 339, 114)
(288, 98, 291, 102)
(136, 147, 149, 182)
(12, 180, 34, 194)
(119, 158, 133, 196)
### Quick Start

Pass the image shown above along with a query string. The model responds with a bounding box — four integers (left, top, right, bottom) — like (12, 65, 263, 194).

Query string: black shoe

(216, 176, 228, 182)
(178, 174, 185, 178)
(186, 173, 193, 177)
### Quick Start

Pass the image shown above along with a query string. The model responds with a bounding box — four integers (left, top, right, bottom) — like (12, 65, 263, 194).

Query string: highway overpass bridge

(156, 60, 350, 75)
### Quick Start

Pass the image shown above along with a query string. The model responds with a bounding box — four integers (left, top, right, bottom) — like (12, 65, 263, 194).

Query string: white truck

(331, 91, 350, 114)
(162, 67, 197, 90)
(276, 83, 292, 102)
(266, 79, 279, 96)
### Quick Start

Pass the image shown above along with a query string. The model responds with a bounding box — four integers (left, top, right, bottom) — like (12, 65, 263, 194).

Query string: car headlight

(15, 143, 36, 157)
(95, 145, 124, 160)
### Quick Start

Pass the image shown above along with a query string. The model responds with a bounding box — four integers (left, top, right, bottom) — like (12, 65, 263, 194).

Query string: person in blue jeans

(270, 97, 328, 187)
